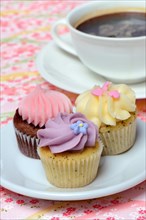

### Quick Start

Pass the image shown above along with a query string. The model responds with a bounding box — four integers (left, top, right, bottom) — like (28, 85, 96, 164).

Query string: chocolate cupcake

(13, 86, 73, 159)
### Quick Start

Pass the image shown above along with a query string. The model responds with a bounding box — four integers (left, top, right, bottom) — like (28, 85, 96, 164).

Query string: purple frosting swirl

(37, 113, 99, 154)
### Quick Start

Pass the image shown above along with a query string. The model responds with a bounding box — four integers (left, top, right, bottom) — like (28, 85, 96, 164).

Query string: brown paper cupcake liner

(38, 140, 103, 188)
(100, 119, 136, 155)
(14, 127, 40, 159)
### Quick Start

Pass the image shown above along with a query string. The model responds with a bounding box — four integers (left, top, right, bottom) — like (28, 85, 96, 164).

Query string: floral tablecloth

(1, 1, 146, 219)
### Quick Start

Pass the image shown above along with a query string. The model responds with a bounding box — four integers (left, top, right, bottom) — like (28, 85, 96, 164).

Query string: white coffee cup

(51, 1, 146, 84)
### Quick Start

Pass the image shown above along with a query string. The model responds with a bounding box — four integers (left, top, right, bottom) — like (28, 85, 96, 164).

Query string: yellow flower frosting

(75, 82, 136, 127)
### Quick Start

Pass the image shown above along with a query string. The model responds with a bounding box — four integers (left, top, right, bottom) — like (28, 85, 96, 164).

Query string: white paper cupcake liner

(14, 127, 40, 159)
(38, 140, 103, 188)
(100, 119, 136, 155)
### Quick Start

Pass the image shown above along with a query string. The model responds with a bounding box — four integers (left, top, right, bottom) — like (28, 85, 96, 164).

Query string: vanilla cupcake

(13, 86, 73, 159)
(75, 82, 136, 155)
(37, 112, 103, 188)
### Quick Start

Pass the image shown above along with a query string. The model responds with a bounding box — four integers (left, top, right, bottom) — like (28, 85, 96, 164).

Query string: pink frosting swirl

(18, 86, 73, 127)
(37, 113, 99, 153)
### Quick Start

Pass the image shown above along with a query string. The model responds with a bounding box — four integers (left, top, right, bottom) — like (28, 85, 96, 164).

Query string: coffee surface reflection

(76, 12, 146, 38)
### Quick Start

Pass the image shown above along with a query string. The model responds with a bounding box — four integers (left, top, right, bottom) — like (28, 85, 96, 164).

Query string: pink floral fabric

(1, 1, 146, 219)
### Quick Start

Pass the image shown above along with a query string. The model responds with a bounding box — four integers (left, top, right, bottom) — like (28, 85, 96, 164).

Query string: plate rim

(1, 173, 145, 201)
(1, 120, 146, 201)
(35, 34, 146, 99)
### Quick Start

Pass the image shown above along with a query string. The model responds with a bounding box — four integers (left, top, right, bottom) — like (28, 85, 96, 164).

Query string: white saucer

(1, 120, 145, 201)
(36, 34, 146, 99)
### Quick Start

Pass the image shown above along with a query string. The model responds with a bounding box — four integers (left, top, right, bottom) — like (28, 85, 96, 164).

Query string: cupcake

(37, 112, 103, 188)
(75, 81, 136, 155)
(13, 86, 73, 159)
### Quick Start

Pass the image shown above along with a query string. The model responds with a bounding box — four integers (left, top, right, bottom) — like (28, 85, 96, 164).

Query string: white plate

(36, 34, 146, 99)
(1, 120, 145, 201)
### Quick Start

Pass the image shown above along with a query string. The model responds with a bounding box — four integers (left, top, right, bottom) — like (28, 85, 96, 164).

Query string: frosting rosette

(18, 86, 73, 127)
(37, 113, 98, 153)
(75, 82, 136, 127)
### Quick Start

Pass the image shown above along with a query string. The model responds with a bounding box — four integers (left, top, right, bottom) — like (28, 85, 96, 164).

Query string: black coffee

(76, 12, 146, 37)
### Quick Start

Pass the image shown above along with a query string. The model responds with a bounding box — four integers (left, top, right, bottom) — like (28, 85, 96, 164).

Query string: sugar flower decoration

(70, 120, 88, 135)
(91, 81, 120, 99)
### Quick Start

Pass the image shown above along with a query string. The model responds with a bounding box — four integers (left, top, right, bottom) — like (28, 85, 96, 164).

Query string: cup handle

(51, 19, 78, 56)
